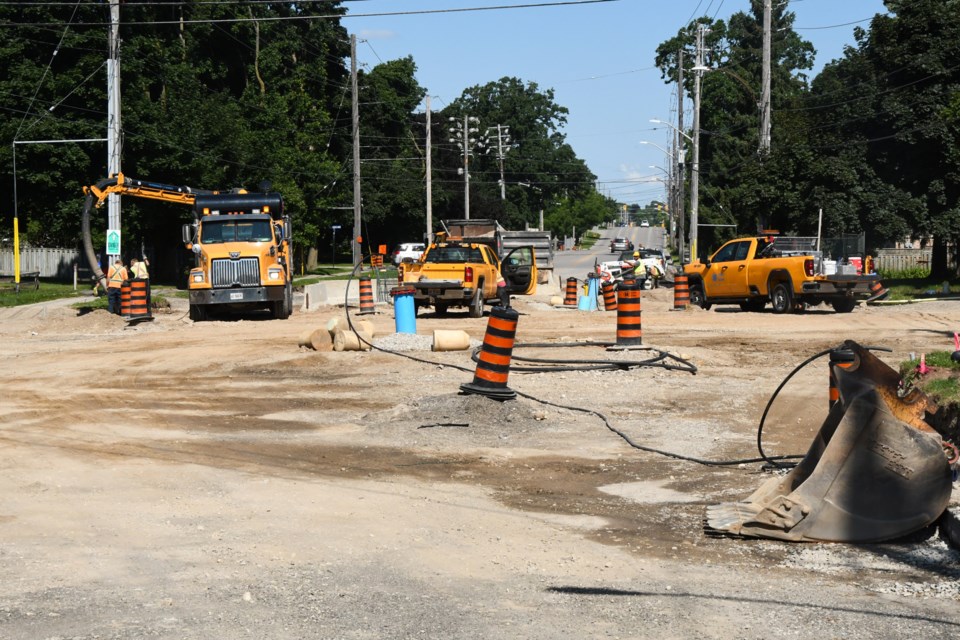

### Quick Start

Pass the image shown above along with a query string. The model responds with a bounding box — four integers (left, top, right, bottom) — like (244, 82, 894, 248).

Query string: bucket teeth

(705, 502, 762, 535)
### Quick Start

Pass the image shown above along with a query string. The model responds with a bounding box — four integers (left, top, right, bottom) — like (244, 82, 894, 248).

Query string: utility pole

(760, 0, 772, 155)
(351, 34, 361, 266)
(676, 48, 685, 261)
(488, 124, 511, 200)
(690, 24, 706, 263)
(107, 0, 121, 262)
(425, 96, 433, 243)
(448, 115, 480, 219)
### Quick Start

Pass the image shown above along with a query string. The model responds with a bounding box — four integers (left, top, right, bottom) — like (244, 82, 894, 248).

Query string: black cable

(335, 269, 793, 468)
(755, 344, 893, 469)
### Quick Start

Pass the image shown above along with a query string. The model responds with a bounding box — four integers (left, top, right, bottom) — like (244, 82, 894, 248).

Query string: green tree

(439, 77, 596, 232)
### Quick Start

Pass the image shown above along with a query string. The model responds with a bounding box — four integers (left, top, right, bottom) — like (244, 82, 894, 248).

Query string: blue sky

(343, 0, 889, 207)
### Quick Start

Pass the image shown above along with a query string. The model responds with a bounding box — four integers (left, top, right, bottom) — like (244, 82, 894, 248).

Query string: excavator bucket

(706, 341, 953, 542)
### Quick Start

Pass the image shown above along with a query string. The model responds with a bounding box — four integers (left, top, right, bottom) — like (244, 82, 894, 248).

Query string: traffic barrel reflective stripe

(602, 281, 618, 311)
(120, 280, 132, 317)
(127, 278, 151, 321)
(615, 280, 642, 345)
(358, 276, 375, 314)
(460, 306, 519, 400)
(563, 277, 578, 306)
(673, 274, 689, 310)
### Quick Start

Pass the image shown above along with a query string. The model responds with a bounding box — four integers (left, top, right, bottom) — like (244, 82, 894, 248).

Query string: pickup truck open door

(501, 246, 538, 295)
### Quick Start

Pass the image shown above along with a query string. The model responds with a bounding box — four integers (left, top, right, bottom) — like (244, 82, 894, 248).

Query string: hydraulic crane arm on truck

(81, 172, 293, 321)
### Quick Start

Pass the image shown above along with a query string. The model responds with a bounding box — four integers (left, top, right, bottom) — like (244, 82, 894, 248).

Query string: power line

(0, 1, 622, 28)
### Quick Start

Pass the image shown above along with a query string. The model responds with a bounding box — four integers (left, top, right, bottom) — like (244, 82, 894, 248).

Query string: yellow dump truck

(81, 173, 293, 321)
(401, 241, 537, 317)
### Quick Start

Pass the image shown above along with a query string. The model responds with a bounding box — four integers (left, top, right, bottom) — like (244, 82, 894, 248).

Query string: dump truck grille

(212, 258, 260, 288)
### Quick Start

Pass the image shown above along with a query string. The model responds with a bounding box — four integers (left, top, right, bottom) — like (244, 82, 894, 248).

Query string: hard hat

(633, 251, 639, 258)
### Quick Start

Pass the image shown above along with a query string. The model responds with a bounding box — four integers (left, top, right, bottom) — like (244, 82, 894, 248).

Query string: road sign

(331, 224, 341, 230)
(106, 229, 121, 255)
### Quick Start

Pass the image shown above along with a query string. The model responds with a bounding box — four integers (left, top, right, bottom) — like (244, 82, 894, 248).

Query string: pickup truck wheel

(831, 298, 857, 313)
(468, 288, 484, 318)
(771, 283, 794, 314)
(688, 286, 710, 310)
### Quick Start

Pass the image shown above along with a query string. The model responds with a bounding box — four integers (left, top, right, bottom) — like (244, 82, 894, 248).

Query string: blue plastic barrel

(577, 274, 599, 311)
(391, 286, 417, 334)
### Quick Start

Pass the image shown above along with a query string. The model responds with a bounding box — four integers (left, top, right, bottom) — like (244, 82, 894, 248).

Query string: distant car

(392, 242, 425, 265)
(640, 220, 650, 227)
(609, 236, 634, 253)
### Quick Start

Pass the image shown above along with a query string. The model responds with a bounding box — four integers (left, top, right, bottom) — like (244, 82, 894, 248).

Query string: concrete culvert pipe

(432, 329, 471, 352)
(326, 317, 347, 336)
(333, 328, 372, 352)
(327, 317, 374, 338)
(299, 328, 333, 351)
(298, 329, 315, 348)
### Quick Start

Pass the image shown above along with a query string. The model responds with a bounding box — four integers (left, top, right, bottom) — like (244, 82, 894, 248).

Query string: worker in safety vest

(130, 257, 151, 308)
(647, 263, 662, 289)
(106, 258, 128, 315)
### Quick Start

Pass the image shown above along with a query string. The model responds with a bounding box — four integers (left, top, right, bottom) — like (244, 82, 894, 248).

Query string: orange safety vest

(107, 265, 128, 289)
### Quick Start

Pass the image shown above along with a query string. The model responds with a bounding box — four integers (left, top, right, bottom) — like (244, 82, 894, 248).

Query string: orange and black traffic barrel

(828, 346, 857, 410)
(602, 281, 618, 311)
(866, 279, 888, 302)
(563, 277, 578, 306)
(120, 280, 132, 318)
(673, 274, 689, 310)
(460, 306, 519, 401)
(126, 278, 153, 322)
(358, 276, 375, 314)
(615, 279, 642, 346)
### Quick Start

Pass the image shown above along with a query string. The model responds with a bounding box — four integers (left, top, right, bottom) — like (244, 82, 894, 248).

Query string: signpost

(331, 224, 341, 267)
(106, 229, 121, 256)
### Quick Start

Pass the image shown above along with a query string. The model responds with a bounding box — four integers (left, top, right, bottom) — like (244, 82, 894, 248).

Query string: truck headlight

(192, 273, 204, 283)
(268, 268, 282, 281)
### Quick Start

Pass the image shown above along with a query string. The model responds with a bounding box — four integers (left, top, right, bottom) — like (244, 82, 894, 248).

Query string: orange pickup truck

(401, 241, 537, 317)
(683, 236, 880, 313)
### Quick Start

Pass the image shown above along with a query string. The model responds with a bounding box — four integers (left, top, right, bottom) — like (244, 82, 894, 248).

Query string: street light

(649, 119, 693, 143)
(639, 140, 676, 161)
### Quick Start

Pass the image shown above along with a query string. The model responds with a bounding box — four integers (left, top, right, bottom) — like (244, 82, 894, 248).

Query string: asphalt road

(553, 224, 668, 283)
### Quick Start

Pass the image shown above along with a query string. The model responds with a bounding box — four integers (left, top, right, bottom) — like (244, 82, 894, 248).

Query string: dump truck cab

(182, 193, 292, 321)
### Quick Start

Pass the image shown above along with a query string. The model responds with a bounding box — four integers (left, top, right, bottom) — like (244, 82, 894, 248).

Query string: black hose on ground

(336, 264, 798, 468)
(755, 344, 893, 470)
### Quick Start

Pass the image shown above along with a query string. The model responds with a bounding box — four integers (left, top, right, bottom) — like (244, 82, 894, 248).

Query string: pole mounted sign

(106, 229, 121, 255)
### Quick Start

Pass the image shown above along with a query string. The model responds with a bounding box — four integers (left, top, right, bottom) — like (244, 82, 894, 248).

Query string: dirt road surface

(2, 287, 959, 639)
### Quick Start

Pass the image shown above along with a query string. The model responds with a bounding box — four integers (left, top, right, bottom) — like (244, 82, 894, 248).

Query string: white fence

(0, 247, 80, 279)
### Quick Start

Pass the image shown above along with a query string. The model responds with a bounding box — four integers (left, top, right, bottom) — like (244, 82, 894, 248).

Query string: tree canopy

(655, 0, 960, 276)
